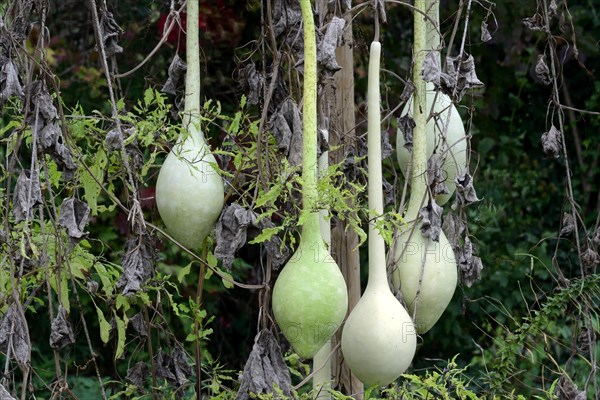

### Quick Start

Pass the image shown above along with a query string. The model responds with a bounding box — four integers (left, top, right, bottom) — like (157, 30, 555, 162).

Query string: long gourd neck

(299, 0, 319, 223)
(183, 0, 203, 144)
(365, 41, 387, 290)
(406, 0, 428, 219)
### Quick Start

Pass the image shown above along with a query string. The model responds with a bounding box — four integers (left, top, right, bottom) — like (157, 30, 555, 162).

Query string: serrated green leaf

(248, 225, 283, 245)
(114, 311, 127, 359)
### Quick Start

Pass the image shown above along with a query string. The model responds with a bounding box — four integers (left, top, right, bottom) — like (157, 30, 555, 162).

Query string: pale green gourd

(341, 41, 417, 387)
(396, 1, 467, 206)
(155, 0, 224, 250)
(393, 0, 457, 335)
(271, 0, 348, 360)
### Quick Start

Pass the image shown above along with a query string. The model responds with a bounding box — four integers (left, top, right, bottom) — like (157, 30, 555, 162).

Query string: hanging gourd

(396, 0, 467, 206)
(155, 0, 225, 250)
(271, 0, 348, 360)
(340, 41, 417, 387)
(392, 0, 458, 334)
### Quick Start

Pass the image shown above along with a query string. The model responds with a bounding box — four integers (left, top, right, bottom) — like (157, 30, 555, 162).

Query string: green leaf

(81, 148, 108, 216)
(144, 88, 154, 107)
(96, 307, 111, 344)
(114, 311, 127, 359)
(248, 225, 284, 245)
(177, 262, 193, 283)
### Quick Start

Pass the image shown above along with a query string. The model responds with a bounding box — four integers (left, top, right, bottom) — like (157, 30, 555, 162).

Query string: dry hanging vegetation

(0, 0, 598, 399)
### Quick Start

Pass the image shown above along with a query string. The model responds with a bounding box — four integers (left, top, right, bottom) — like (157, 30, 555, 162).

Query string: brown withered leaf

(542, 125, 562, 158)
(428, 155, 449, 197)
(457, 236, 483, 287)
(398, 115, 416, 152)
(0, 60, 24, 106)
(162, 54, 186, 96)
(581, 247, 599, 273)
(481, 20, 492, 42)
(269, 98, 304, 166)
(0, 384, 17, 400)
(443, 53, 484, 100)
(57, 198, 90, 245)
(0, 303, 30, 365)
(49, 305, 75, 350)
(100, 9, 123, 57)
(129, 312, 148, 337)
(559, 212, 574, 237)
(535, 54, 551, 85)
(238, 63, 265, 106)
(317, 17, 345, 78)
(422, 51, 442, 85)
(215, 203, 258, 271)
(154, 346, 192, 393)
(556, 376, 586, 400)
(442, 211, 466, 249)
(522, 13, 545, 31)
(235, 330, 292, 400)
(117, 235, 156, 295)
(126, 361, 149, 389)
(549, 0, 558, 17)
(12, 169, 42, 222)
(419, 200, 443, 242)
(453, 171, 480, 208)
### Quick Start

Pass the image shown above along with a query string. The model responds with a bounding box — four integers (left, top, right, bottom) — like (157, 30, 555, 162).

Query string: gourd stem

(366, 41, 388, 289)
(407, 0, 428, 218)
(184, 0, 202, 143)
(425, 0, 440, 54)
(299, 0, 319, 231)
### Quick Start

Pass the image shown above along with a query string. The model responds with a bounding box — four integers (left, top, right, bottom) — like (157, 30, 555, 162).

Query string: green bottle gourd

(341, 41, 417, 387)
(393, 0, 458, 334)
(396, 0, 467, 206)
(155, 0, 224, 250)
(271, 0, 348, 360)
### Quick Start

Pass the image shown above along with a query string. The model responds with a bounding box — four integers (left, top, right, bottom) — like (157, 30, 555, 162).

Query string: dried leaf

(155, 346, 192, 392)
(453, 171, 480, 208)
(427, 155, 449, 197)
(25, 82, 77, 180)
(215, 203, 258, 271)
(419, 200, 443, 242)
(549, 0, 558, 17)
(398, 115, 416, 152)
(0, 60, 24, 106)
(317, 17, 345, 78)
(577, 326, 596, 354)
(162, 55, 186, 96)
(236, 330, 292, 400)
(535, 54, 551, 85)
(0, 384, 17, 400)
(457, 236, 483, 287)
(375, 0, 387, 24)
(481, 20, 492, 42)
(100, 9, 123, 57)
(49, 305, 75, 350)
(556, 376, 586, 400)
(422, 51, 442, 85)
(0, 303, 31, 365)
(259, 218, 291, 270)
(12, 169, 42, 222)
(57, 198, 90, 243)
(117, 235, 156, 295)
(129, 312, 148, 337)
(541, 125, 562, 158)
(559, 212, 575, 237)
(382, 178, 395, 209)
(581, 248, 599, 272)
(593, 228, 600, 248)
(522, 13, 545, 31)
(381, 129, 393, 160)
(105, 128, 121, 152)
(442, 211, 466, 249)
(238, 63, 265, 106)
(443, 54, 484, 100)
(126, 361, 149, 389)
(269, 98, 303, 166)
(272, 0, 302, 39)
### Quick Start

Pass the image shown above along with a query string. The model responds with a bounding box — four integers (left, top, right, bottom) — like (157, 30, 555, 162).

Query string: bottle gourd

(393, 0, 458, 334)
(271, 0, 348, 360)
(155, 0, 224, 250)
(341, 41, 417, 387)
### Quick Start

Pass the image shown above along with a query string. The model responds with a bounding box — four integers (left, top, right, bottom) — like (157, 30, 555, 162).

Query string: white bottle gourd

(341, 41, 417, 387)
(271, 0, 348, 360)
(155, 0, 224, 250)
(396, 0, 467, 206)
(393, 0, 458, 335)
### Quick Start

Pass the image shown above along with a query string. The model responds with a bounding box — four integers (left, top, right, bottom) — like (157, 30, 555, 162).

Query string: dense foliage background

(0, 0, 598, 399)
